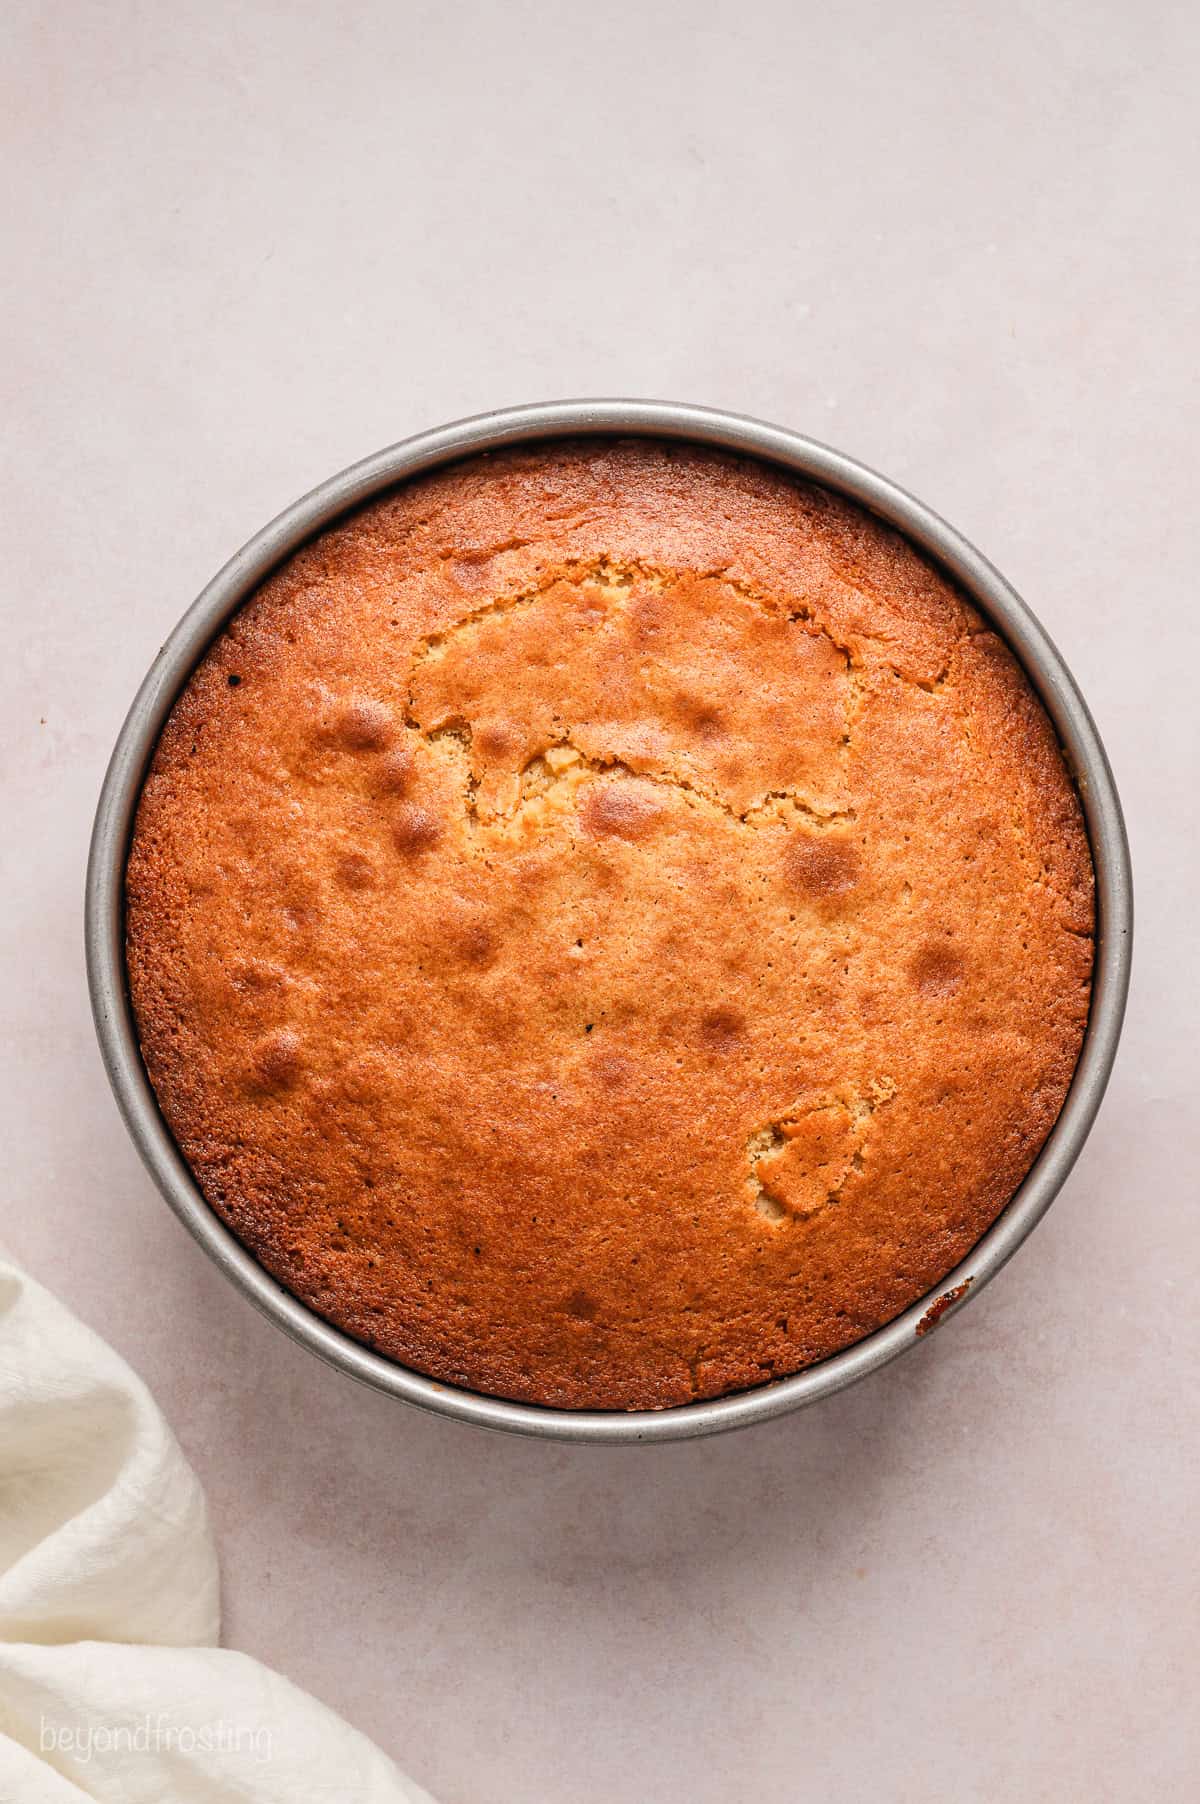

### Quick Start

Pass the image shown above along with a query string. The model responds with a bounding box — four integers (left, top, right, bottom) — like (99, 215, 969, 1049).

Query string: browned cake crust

(126, 440, 1094, 1409)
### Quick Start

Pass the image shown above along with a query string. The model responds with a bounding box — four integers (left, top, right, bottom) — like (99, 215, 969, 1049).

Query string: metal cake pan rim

(85, 398, 1133, 1443)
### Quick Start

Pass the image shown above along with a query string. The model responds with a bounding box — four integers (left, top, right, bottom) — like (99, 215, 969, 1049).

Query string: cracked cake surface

(126, 439, 1094, 1409)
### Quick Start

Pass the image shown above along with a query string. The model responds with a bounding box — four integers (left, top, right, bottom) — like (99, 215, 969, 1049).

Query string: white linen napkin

(0, 1257, 437, 1802)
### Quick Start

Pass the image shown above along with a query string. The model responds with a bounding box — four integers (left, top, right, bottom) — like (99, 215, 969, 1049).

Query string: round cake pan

(86, 400, 1133, 1443)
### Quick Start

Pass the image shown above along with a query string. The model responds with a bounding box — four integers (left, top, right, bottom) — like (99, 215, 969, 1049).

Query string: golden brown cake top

(126, 439, 1094, 1408)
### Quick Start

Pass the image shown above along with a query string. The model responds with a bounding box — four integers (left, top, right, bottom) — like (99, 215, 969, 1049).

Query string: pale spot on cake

(407, 559, 849, 817)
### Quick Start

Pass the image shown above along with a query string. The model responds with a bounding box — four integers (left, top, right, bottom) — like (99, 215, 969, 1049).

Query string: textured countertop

(4, 4, 1196, 1799)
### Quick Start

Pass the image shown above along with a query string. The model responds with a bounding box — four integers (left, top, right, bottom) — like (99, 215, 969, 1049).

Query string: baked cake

(126, 439, 1094, 1409)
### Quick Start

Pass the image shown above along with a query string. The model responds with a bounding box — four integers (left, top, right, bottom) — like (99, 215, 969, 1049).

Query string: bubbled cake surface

(126, 441, 1094, 1408)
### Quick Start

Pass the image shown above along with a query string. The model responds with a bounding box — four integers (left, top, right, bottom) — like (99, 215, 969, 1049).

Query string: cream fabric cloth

(0, 1258, 437, 1802)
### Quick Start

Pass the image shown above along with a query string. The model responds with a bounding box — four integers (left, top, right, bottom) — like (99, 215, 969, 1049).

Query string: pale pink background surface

(3, 4, 1198, 1800)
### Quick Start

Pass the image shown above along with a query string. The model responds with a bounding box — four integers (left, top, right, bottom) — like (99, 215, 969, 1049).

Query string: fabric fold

(0, 1258, 435, 1802)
